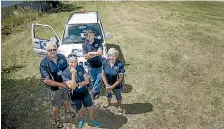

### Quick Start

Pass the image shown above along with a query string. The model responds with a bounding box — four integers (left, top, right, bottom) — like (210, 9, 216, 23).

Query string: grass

(1, 7, 42, 37)
(2, 1, 224, 129)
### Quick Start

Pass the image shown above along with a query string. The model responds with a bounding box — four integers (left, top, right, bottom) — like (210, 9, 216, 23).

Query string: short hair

(45, 41, 57, 50)
(108, 48, 119, 58)
(84, 30, 95, 38)
(86, 30, 95, 35)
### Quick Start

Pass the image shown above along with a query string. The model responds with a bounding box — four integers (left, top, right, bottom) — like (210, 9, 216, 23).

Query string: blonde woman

(102, 48, 125, 114)
(62, 54, 101, 128)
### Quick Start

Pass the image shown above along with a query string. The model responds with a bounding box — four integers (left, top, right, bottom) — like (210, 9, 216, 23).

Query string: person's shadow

(123, 103, 153, 114)
(63, 108, 128, 129)
(91, 108, 128, 129)
(107, 102, 153, 115)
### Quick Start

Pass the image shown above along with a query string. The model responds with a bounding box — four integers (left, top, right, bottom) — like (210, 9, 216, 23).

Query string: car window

(62, 23, 103, 44)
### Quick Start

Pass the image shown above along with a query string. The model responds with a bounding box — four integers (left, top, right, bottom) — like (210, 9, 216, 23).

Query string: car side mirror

(105, 32, 112, 39)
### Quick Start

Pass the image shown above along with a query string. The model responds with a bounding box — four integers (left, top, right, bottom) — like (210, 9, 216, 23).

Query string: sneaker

(66, 110, 76, 118)
(89, 120, 101, 127)
(91, 91, 100, 100)
(53, 120, 64, 128)
(95, 92, 101, 99)
(118, 108, 123, 115)
(78, 118, 84, 128)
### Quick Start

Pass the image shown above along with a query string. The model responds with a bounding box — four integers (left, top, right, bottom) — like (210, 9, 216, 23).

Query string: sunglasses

(68, 53, 77, 58)
(108, 54, 116, 57)
(47, 49, 57, 52)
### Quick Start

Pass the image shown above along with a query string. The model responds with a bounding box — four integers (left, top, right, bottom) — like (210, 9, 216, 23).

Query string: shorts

(106, 88, 122, 100)
(70, 92, 93, 111)
(50, 88, 69, 108)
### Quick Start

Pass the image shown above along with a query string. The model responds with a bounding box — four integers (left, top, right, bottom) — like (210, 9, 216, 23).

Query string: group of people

(40, 30, 125, 128)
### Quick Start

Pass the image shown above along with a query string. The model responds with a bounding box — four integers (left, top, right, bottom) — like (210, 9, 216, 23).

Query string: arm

(40, 63, 66, 88)
(84, 53, 95, 60)
(78, 73, 89, 86)
(109, 74, 124, 89)
(107, 61, 125, 90)
(88, 46, 103, 56)
(83, 43, 92, 60)
(102, 70, 109, 87)
(88, 49, 103, 56)
(65, 73, 78, 90)
(44, 79, 67, 88)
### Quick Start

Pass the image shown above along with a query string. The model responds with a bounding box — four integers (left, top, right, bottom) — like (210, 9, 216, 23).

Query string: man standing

(40, 41, 75, 128)
(82, 30, 103, 100)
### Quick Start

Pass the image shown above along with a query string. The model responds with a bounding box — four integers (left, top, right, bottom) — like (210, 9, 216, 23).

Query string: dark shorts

(106, 88, 122, 100)
(50, 88, 69, 108)
(70, 91, 93, 111)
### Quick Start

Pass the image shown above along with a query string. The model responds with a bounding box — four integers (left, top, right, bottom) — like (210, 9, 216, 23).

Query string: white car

(31, 11, 111, 72)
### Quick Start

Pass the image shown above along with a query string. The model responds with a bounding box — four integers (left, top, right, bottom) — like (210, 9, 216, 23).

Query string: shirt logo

(58, 59, 64, 64)
(114, 66, 119, 70)
(95, 44, 99, 47)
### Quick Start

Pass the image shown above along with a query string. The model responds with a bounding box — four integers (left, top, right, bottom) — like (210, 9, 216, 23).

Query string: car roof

(68, 11, 99, 24)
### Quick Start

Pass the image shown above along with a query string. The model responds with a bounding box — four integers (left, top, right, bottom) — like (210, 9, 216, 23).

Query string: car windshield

(62, 23, 103, 44)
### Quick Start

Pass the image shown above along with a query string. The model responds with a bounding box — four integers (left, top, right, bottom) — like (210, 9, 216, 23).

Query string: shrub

(1, 7, 41, 36)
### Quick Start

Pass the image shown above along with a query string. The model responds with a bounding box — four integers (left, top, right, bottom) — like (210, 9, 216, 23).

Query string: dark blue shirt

(82, 39, 102, 68)
(62, 65, 89, 100)
(103, 59, 125, 89)
(40, 54, 68, 90)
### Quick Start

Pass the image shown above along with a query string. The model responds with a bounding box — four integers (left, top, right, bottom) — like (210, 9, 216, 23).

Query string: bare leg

(107, 98, 112, 106)
(63, 100, 70, 113)
(77, 109, 84, 118)
(53, 107, 60, 121)
(87, 106, 94, 121)
(77, 109, 85, 128)
(117, 100, 123, 110)
(87, 106, 101, 127)
(117, 99, 123, 114)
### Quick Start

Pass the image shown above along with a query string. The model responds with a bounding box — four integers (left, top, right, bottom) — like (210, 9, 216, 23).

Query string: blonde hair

(108, 48, 119, 58)
(45, 41, 57, 50)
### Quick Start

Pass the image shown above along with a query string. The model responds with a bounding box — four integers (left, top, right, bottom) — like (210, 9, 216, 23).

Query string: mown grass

(2, 1, 224, 129)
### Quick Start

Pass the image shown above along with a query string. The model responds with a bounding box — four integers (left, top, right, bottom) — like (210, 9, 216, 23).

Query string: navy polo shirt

(40, 54, 68, 90)
(103, 59, 125, 89)
(62, 65, 89, 100)
(82, 39, 102, 68)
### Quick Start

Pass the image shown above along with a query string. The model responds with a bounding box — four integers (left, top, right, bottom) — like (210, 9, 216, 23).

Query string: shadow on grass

(107, 44, 131, 66)
(109, 102, 153, 115)
(122, 84, 133, 93)
(1, 65, 53, 129)
(93, 108, 128, 129)
(123, 103, 153, 114)
(64, 108, 128, 129)
(47, 3, 84, 13)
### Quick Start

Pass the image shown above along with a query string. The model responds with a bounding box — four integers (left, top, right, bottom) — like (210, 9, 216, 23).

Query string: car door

(31, 23, 60, 56)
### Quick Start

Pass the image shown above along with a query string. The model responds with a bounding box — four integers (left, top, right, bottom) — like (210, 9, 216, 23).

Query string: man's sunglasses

(47, 49, 57, 52)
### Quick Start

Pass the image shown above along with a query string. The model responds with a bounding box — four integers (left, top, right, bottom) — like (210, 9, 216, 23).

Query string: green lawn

(2, 1, 224, 129)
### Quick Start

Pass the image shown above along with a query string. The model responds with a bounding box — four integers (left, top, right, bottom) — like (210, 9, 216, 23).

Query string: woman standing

(102, 48, 125, 114)
(62, 54, 101, 128)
